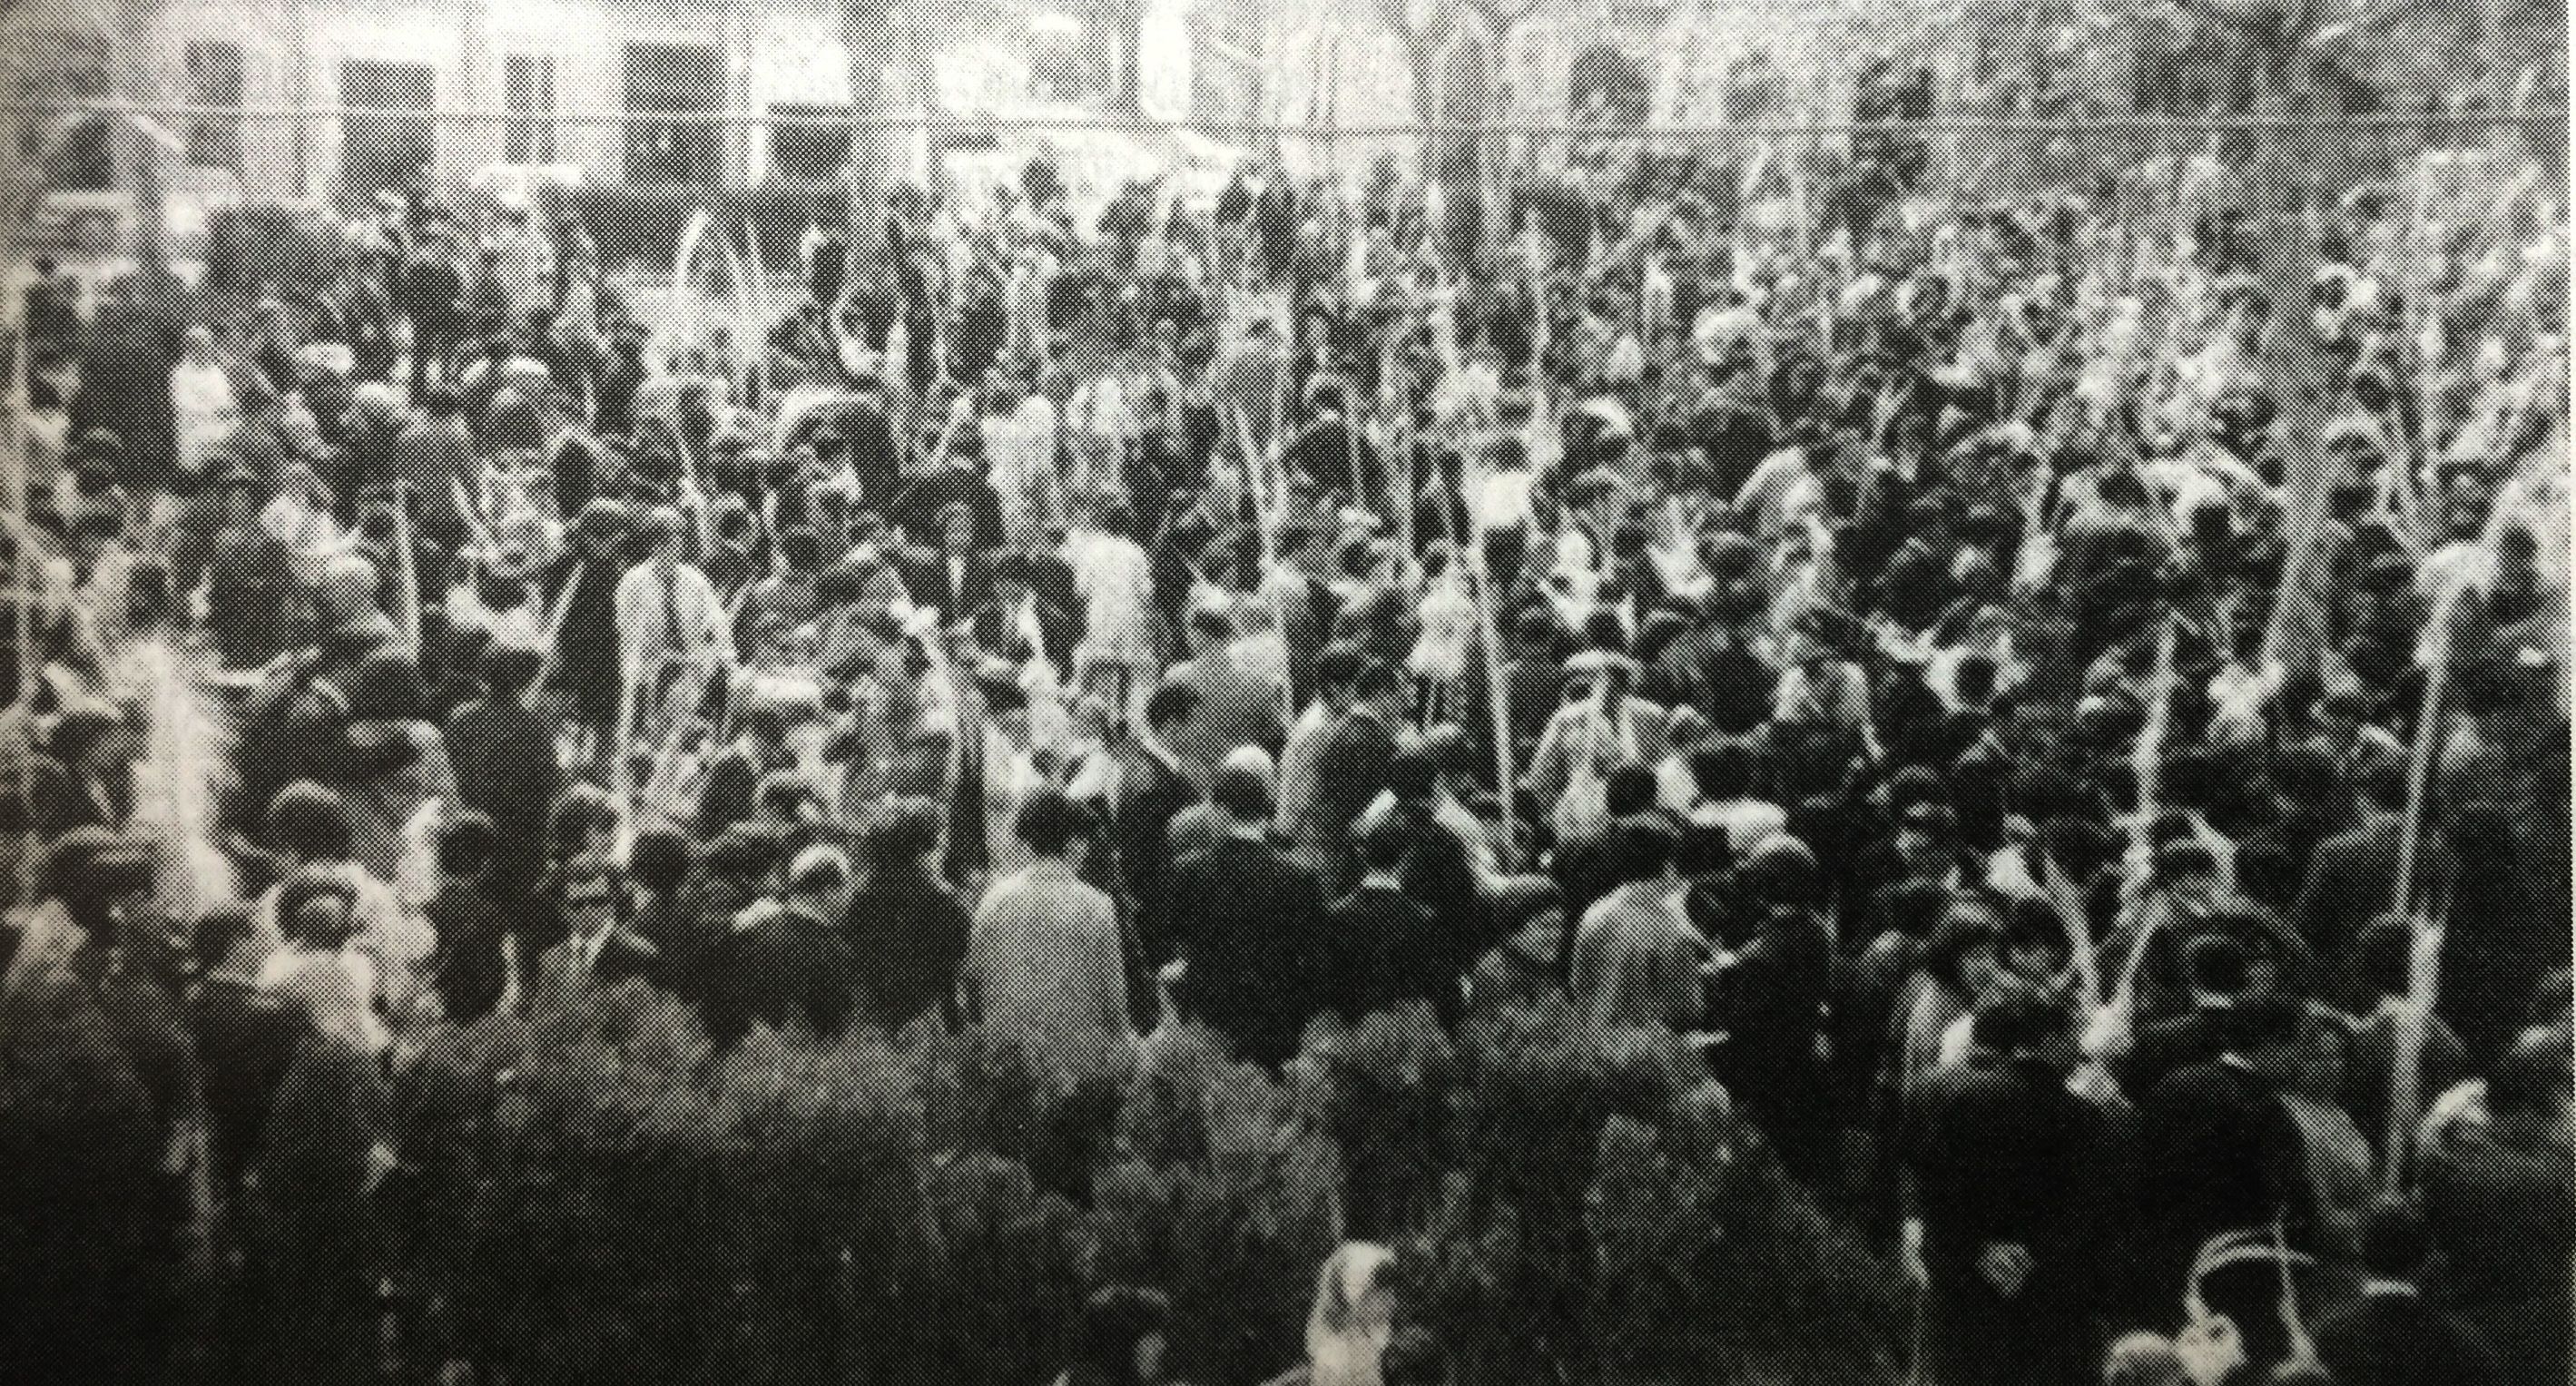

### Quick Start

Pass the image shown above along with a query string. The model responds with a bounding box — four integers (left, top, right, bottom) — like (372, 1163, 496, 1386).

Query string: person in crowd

(1168, 759, 1332, 1067)
(530, 852, 661, 1009)
(1057, 1285, 1180, 1386)
(2136, 995, 2323, 1301)
(846, 795, 971, 1035)
(965, 788, 1135, 1077)
(1901, 981, 2107, 1386)
(2310, 1201, 2501, 1386)
(1568, 820, 1703, 1031)
(0, 124, 2567, 1386)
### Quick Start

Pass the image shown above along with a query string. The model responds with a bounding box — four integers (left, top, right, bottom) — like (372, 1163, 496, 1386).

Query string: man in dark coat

(1900, 982, 2106, 1386)
(1328, 814, 1446, 1020)
(1711, 835, 1835, 1181)
(2135, 995, 2320, 1301)
(2312, 1203, 2501, 1386)
(1303, 657, 1404, 893)
(845, 798, 970, 1034)
(531, 856, 663, 1010)
(708, 845, 859, 1046)
(443, 644, 563, 907)
(2290, 755, 2453, 969)
(1167, 761, 1331, 1067)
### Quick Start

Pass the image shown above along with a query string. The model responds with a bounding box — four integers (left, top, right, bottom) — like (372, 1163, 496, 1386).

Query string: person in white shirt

(1062, 500, 1159, 722)
(170, 326, 239, 480)
(615, 506, 732, 765)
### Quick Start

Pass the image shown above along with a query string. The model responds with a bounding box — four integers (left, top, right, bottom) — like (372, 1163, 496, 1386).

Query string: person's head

(1142, 681, 1198, 743)
(788, 842, 856, 917)
(2488, 1028, 2573, 1145)
(1894, 800, 1959, 874)
(1689, 741, 1756, 801)
(1306, 1243, 1400, 1386)
(2182, 932, 2253, 1010)
(1972, 977, 2069, 1062)
(268, 781, 356, 866)
(1357, 811, 1411, 880)
(629, 828, 694, 899)
(2223, 993, 2313, 1085)
(556, 853, 624, 936)
(2100, 1332, 2188, 1386)
(438, 811, 498, 881)
(1608, 820, 1677, 887)
(1377, 1328, 1450, 1386)
(1073, 1285, 1173, 1386)
(480, 641, 546, 703)
(44, 828, 157, 939)
(1349, 657, 1402, 718)
(1018, 786, 1094, 860)
(1213, 757, 1277, 827)
(547, 784, 621, 864)
(1604, 762, 1660, 821)
(1186, 600, 1235, 654)
(1925, 894, 2007, 998)
(860, 796, 943, 878)
(2355, 1198, 2428, 1284)
(277, 868, 362, 949)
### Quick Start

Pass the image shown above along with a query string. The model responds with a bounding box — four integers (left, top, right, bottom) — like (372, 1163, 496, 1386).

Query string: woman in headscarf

(1287, 1243, 1401, 1386)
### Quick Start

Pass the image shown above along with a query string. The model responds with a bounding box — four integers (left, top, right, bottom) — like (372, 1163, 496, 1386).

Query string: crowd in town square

(0, 102, 2569, 1386)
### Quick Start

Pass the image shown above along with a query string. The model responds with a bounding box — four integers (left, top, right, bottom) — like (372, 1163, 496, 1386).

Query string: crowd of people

(0, 117, 2569, 1386)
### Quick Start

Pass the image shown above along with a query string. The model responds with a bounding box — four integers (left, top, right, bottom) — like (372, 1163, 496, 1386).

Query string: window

(624, 43, 722, 185)
(185, 41, 244, 172)
(19, 31, 113, 191)
(341, 61, 436, 204)
(505, 52, 557, 163)
(770, 103, 850, 182)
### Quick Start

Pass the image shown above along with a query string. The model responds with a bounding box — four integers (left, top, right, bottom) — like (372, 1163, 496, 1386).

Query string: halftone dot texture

(0, 0, 2565, 1383)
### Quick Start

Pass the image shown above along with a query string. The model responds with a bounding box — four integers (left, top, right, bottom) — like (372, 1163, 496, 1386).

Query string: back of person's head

(2184, 932, 2253, 1004)
(1018, 786, 1093, 856)
(1349, 657, 1401, 704)
(277, 866, 362, 947)
(1609, 819, 1677, 885)
(1072, 1285, 1171, 1386)
(1313, 643, 1367, 698)
(268, 781, 355, 862)
(2489, 1029, 2573, 1118)
(2355, 1199, 2429, 1281)
(629, 827, 694, 896)
(1973, 977, 2067, 1055)
(1357, 812, 1411, 875)
(860, 795, 943, 870)
(1690, 741, 1756, 800)
(1213, 760, 1276, 822)
(438, 810, 498, 878)
(2225, 993, 2310, 1057)
(1605, 762, 1659, 820)
(1387, 741, 1440, 802)
(1143, 680, 1199, 736)
(480, 641, 545, 697)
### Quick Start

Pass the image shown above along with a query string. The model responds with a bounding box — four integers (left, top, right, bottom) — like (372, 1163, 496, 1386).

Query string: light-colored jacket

(967, 858, 1135, 1083)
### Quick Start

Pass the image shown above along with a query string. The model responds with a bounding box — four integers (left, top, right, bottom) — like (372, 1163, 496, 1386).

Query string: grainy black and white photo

(0, 0, 2564, 1380)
